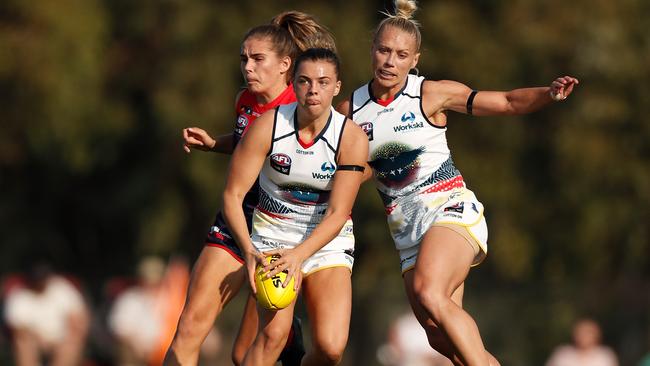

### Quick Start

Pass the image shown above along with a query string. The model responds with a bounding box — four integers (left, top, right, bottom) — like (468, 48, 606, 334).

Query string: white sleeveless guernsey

(350, 74, 465, 203)
(252, 103, 354, 252)
(350, 75, 487, 266)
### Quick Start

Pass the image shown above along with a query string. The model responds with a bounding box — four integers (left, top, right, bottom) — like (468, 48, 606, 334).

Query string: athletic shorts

(250, 234, 355, 276)
(386, 187, 488, 273)
(204, 212, 246, 263)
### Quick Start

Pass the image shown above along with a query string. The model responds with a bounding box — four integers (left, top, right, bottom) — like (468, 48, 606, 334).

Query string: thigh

(414, 226, 476, 296)
(182, 246, 246, 318)
(302, 267, 352, 342)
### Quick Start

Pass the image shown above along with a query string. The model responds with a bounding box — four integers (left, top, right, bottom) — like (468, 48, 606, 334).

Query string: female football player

(223, 48, 368, 366)
(165, 12, 336, 366)
(337, 1, 579, 365)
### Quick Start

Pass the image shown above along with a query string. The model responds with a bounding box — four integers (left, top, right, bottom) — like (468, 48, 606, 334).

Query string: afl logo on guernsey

(236, 115, 249, 128)
(234, 114, 249, 137)
(359, 122, 374, 141)
(270, 153, 292, 175)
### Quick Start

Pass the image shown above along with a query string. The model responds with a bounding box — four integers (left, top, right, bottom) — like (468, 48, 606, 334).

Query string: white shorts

(252, 209, 355, 251)
(251, 234, 354, 276)
(387, 187, 488, 273)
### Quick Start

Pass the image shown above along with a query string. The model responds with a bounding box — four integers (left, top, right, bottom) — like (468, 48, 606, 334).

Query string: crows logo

(369, 143, 425, 189)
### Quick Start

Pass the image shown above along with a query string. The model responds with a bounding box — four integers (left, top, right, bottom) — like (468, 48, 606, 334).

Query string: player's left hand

(550, 76, 579, 101)
(262, 247, 307, 291)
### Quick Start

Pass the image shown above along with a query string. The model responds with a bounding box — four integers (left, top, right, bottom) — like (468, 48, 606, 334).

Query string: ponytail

(374, 0, 422, 50)
(272, 11, 337, 55)
(244, 11, 336, 64)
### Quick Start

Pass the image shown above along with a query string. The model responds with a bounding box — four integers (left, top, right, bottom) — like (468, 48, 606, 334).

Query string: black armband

(337, 165, 365, 172)
(466, 90, 478, 115)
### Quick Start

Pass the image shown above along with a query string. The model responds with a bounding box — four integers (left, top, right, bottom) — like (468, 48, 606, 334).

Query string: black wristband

(337, 165, 365, 172)
(466, 90, 478, 115)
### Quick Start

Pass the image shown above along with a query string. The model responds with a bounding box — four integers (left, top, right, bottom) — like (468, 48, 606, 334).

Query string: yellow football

(255, 254, 297, 310)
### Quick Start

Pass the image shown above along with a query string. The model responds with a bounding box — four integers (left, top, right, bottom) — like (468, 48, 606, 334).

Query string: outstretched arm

(182, 90, 246, 154)
(222, 110, 274, 293)
(423, 76, 579, 117)
(263, 121, 369, 289)
(182, 128, 234, 154)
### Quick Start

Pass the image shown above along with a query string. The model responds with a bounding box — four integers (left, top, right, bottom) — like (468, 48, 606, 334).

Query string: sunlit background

(1, 0, 649, 365)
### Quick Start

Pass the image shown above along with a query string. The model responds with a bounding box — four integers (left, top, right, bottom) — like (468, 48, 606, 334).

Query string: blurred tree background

(1, 0, 648, 365)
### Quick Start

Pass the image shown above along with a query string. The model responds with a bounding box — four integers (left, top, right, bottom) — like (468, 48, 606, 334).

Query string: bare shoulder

(249, 109, 275, 131)
(422, 79, 473, 115)
(241, 108, 275, 147)
(422, 79, 470, 95)
(342, 118, 366, 141)
(338, 119, 368, 162)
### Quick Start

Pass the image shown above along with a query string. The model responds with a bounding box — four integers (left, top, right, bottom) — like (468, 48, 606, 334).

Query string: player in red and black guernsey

(200, 80, 296, 265)
(166, 12, 337, 366)
(233, 84, 296, 144)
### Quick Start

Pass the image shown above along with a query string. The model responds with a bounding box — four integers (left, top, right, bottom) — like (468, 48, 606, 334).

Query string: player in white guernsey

(338, 1, 579, 366)
(224, 49, 368, 366)
(168, 13, 337, 366)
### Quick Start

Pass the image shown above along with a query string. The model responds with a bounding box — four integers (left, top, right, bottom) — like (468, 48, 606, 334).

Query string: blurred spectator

(377, 311, 452, 366)
(639, 353, 650, 366)
(546, 318, 618, 366)
(2, 262, 90, 366)
(108, 256, 190, 366)
(640, 334, 650, 366)
(639, 352, 650, 366)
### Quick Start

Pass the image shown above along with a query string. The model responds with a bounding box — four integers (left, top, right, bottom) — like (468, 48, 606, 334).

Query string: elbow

(222, 190, 232, 208)
(504, 105, 518, 116)
(222, 188, 243, 211)
(324, 207, 351, 226)
(221, 190, 242, 227)
(501, 97, 518, 115)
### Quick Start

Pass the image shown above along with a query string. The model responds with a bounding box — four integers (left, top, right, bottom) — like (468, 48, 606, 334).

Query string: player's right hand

(182, 127, 216, 153)
(244, 248, 265, 294)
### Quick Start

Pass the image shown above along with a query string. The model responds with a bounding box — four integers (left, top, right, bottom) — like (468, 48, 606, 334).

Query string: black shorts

(204, 211, 251, 263)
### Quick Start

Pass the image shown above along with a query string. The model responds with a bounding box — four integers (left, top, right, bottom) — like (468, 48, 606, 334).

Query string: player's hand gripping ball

(255, 254, 297, 310)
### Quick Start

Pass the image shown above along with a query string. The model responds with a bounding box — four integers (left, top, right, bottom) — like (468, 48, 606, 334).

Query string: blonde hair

(374, 0, 421, 50)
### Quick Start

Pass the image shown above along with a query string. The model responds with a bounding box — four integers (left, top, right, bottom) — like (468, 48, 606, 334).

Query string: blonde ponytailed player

(224, 48, 368, 366)
(338, 0, 579, 365)
(167, 12, 337, 366)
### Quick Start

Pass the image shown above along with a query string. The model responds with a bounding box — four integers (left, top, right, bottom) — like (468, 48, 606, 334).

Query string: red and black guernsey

(205, 84, 296, 261)
(233, 85, 297, 144)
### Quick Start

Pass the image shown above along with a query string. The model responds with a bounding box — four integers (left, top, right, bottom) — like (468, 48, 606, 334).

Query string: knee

(412, 278, 450, 321)
(174, 309, 214, 346)
(313, 336, 346, 364)
(260, 325, 291, 353)
(314, 346, 344, 365)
